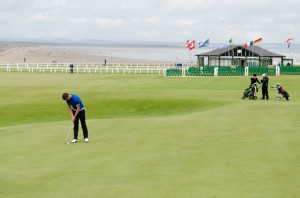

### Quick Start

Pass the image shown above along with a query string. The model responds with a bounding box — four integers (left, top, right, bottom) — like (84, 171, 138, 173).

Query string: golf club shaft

(65, 122, 72, 143)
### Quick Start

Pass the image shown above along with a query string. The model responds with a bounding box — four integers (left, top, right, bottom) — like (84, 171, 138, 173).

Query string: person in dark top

(249, 74, 260, 97)
(260, 73, 269, 100)
(70, 64, 74, 74)
(250, 74, 261, 86)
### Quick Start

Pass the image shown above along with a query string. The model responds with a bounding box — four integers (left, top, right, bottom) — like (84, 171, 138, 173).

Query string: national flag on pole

(219, 38, 233, 49)
(182, 40, 190, 48)
(285, 38, 293, 43)
(253, 37, 262, 45)
(285, 38, 293, 48)
(244, 37, 262, 48)
(244, 41, 253, 48)
(187, 40, 196, 50)
(197, 39, 209, 48)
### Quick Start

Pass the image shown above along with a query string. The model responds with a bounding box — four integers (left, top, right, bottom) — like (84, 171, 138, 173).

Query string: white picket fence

(0, 63, 186, 75)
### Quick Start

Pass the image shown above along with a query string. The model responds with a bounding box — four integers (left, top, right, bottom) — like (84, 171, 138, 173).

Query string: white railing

(0, 62, 188, 75)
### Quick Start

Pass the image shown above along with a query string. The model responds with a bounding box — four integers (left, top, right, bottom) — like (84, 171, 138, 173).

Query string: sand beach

(0, 44, 163, 64)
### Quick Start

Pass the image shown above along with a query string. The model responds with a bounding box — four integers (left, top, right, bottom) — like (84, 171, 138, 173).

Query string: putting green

(0, 73, 299, 197)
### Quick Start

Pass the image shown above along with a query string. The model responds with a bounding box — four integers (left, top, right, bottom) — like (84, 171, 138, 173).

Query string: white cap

(262, 73, 266, 77)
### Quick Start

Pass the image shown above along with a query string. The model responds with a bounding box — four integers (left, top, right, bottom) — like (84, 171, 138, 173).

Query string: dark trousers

(262, 86, 269, 100)
(72, 110, 88, 139)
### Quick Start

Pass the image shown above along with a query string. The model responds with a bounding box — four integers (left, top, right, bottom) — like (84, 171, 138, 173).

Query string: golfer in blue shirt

(62, 93, 89, 143)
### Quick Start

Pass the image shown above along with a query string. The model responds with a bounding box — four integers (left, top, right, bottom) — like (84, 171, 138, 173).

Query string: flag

(254, 37, 262, 45)
(285, 38, 293, 48)
(244, 37, 262, 48)
(187, 40, 195, 50)
(285, 38, 293, 43)
(197, 39, 209, 48)
(244, 41, 253, 48)
(182, 40, 190, 48)
(219, 38, 233, 49)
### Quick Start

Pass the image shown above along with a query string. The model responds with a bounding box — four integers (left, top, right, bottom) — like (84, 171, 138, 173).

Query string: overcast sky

(0, 0, 299, 44)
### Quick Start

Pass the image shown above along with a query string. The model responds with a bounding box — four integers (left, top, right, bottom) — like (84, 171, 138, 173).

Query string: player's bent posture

(62, 93, 89, 143)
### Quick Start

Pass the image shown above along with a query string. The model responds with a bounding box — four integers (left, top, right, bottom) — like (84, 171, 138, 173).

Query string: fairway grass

(0, 73, 299, 197)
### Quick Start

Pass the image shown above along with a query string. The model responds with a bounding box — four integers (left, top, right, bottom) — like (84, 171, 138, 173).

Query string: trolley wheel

(242, 96, 245, 100)
(253, 96, 257, 100)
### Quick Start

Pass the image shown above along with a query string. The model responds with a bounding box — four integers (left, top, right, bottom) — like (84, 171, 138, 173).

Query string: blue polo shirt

(66, 94, 85, 111)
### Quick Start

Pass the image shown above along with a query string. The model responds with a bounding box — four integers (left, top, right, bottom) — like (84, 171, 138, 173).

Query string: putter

(65, 123, 72, 144)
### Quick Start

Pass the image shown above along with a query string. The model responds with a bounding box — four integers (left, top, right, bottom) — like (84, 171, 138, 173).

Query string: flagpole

(189, 49, 191, 66)
(208, 40, 211, 67)
(183, 39, 189, 75)
(229, 43, 231, 67)
(290, 38, 292, 60)
(261, 37, 263, 66)
(184, 41, 188, 77)
(194, 41, 197, 66)
(293, 35, 295, 63)
(186, 48, 190, 76)
(251, 44, 253, 66)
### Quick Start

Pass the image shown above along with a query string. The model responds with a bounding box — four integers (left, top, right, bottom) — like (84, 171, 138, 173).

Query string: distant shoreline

(1, 42, 299, 64)
(0, 45, 166, 64)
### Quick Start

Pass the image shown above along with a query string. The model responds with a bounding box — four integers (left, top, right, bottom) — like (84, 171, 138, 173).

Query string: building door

(240, 59, 245, 66)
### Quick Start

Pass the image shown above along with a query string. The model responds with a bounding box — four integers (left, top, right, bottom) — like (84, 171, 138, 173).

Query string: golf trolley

(242, 83, 259, 100)
(271, 83, 289, 101)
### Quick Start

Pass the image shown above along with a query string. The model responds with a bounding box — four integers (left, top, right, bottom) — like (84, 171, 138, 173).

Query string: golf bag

(272, 83, 289, 101)
(242, 83, 258, 100)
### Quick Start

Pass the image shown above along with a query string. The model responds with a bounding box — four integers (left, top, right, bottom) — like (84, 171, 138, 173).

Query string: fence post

(214, 67, 218, 76)
(276, 66, 280, 76)
(245, 67, 249, 76)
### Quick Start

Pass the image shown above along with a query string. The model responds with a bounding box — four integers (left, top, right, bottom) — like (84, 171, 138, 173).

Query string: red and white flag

(285, 38, 293, 48)
(285, 38, 293, 43)
(187, 40, 195, 50)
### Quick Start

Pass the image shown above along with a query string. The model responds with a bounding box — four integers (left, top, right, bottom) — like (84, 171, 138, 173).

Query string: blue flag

(197, 39, 209, 48)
